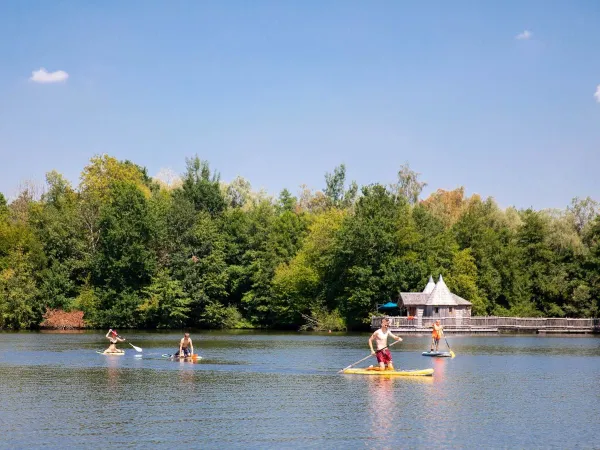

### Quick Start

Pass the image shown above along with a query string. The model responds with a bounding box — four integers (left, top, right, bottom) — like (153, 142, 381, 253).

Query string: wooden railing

(372, 316, 600, 332)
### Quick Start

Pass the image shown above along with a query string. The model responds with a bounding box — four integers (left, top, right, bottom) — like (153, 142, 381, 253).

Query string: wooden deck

(372, 316, 600, 334)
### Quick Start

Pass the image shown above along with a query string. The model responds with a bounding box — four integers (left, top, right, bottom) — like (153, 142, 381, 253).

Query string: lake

(0, 331, 599, 449)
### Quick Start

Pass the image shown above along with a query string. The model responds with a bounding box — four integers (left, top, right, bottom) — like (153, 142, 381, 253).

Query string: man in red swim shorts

(368, 318, 402, 370)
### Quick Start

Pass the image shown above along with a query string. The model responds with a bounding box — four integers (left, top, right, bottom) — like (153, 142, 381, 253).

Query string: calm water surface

(0, 331, 599, 449)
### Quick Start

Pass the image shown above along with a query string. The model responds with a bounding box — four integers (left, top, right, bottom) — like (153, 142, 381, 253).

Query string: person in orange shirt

(430, 320, 443, 352)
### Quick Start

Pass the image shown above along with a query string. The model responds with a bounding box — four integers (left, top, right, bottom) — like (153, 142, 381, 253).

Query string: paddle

(338, 340, 402, 373)
(443, 336, 456, 358)
(110, 330, 142, 353)
(129, 343, 143, 352)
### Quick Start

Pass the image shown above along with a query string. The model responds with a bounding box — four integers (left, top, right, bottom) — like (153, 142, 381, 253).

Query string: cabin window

(434, 307, 439, 314)
(449, 307, 453, 313)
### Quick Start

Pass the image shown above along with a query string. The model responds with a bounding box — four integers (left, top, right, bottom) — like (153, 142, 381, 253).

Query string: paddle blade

(129, 343, 143, 352)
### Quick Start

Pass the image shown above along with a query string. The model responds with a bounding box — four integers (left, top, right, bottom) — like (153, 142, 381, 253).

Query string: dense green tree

(581, 216, 600, 315)
(139, 269, 191, 328)
(92, 181, 156, 326)
(170, 211, 229, 327)
(0, 193, 8, 217)
(179, 156, 226, 215)
(0, 248, 40, 329)
(0, 154, 598, 329)
(324, 164, 358, 209)
(516, 210, 560, 316)
(326, 185, 418, 328)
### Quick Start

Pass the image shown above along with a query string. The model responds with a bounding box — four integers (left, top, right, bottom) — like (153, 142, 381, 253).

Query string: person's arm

(189, 338, 193, 355)
(117, 336, 126, 342)
(368, 332, 376, 354)
(179, 339, 184, 354)
(106, 330, 112, 339)
(389, 332, 403, 342)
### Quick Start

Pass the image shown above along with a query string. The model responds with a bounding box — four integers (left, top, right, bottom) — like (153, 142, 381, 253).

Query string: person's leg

(375, 351, 385, 370)
(381, 348, 394, 370)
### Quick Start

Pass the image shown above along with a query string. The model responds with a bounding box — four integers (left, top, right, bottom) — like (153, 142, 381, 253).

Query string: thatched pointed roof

(426, 275, 454, 305)
(399, 274, 472, 307)
(423, 275, 435, 294)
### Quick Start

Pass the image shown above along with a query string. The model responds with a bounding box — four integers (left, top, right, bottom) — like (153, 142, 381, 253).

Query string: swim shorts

(375, 348, 392, 364)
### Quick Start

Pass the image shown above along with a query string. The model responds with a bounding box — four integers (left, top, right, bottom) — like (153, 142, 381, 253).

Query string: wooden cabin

(399, 275, 472, 323)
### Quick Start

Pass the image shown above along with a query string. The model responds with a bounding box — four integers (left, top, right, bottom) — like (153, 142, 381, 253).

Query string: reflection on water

(431, 357, 447, 383)
(0, 332, 598, 449)
(367, 377, 395, 440)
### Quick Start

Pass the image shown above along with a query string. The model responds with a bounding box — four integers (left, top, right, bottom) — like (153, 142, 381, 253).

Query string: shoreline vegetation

(1, 155, 599, 331)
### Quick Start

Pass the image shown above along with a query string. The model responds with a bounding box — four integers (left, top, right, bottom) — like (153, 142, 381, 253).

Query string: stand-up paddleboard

(162, 354, 202, 361)
(422, 351, 452, 357)
(342, 368, 433, 376)
(97, 350, 125, 356)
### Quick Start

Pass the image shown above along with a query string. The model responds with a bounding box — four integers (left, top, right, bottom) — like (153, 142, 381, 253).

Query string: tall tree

(516, 210, 558, 316)
(179, 156, 226, 215)
(568, 196, 599, 235)
(327, 185, 417, 328)
(392, 163, 427, 205)
(170, 211, 229, 327)
(324, 164, 358, 209)
(0, 248, 40, 329)
(92, 182, 156, 326)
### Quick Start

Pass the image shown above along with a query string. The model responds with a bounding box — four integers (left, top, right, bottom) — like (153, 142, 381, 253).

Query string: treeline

(0, 155, 599, 330)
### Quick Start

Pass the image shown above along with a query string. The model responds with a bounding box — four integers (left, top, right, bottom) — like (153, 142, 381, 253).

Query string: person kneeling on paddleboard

(105, 329, 125, 353)
(368, 318, 402, 371)
(430, 320, 443, 352)
(176, 333, 194, 357)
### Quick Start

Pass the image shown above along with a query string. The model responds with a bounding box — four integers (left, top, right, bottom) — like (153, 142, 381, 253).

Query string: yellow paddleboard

(342, 368, 433, 376)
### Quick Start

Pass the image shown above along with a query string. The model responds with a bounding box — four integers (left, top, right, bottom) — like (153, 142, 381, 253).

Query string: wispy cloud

(30, 68, 69, 84)
(594, 85, 600, 103)
(515, 30, 532, 40)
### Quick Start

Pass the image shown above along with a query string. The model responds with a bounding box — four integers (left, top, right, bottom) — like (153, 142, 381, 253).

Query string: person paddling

(105, 329, 125, 353)
(430, 320, 444, 352)
(176, 332, 194, 357)
(368, 318, 402, 371)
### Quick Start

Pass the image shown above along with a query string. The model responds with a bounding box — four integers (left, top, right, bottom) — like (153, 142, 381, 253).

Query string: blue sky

(0, 0, 599, 209)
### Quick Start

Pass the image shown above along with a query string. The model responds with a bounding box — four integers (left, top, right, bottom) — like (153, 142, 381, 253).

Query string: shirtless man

(177, 333, 194, 357)
(368, 318, 402, 370)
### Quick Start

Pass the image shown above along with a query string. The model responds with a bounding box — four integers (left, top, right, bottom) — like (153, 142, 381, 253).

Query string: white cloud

(30, 68, 69, 84)
(515, 30, 532, 40)
(595, 85, 600, 103)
